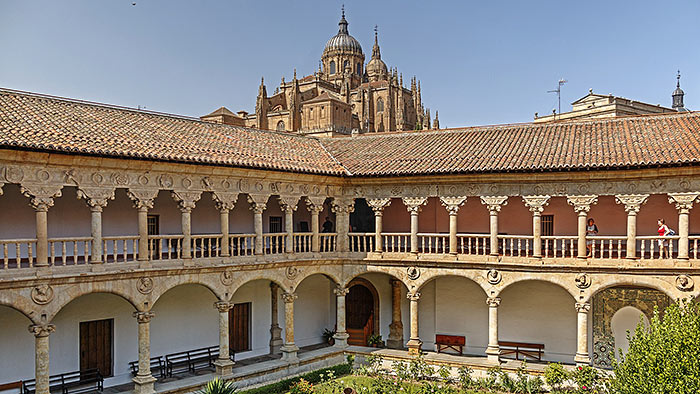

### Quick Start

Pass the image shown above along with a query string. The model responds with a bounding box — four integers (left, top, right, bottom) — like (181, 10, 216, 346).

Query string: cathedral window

(330, 61, 336, 75)
(377, 98, 384, 113)
(343, 60, 349, 70)
(276, 121, 285, 131)
(356, 63, 361, 75)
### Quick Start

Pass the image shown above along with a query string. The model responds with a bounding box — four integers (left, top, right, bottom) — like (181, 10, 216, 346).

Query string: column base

(406, 338, 422, 355)
(386, 338, 404, 350)
(574, 353, 591, 366)
(281, 344, 299, 363)
(35, 266, 52, 277)
(90, 263, 106, 273)
(214, 358, 234, 376)
(333, 332, 349, 348)
(485, 346, 500, 363)
(182, 258, 194, 267)
(132, 374, 156, 394)
(270, 325, 283, 355)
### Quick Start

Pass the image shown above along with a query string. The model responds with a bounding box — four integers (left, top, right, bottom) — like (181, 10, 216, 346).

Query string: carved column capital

(486, 297, 501, 307)
(305, 196, 326, 213)
(567, 195, 599, 215)
(331, 197, 355, 214)
(212, 192, 239, 213)
(281, 292, 298, 303)
(247, 194, 269, 214)
(575, 302, 591, 313)
(28, 323, 56, 337)
(615, 194, 649, 214)
(133, 311, 155, 324)
(668, 192, 700, 214)
(407, 291, 421, 301)
(522, 195, 551, 214)
(77, 187, 116, 212)
(480, 196, 508, 214)
(367, 198, 392, 214)
(127, 188, 159, 210)
(171, 191, 202, 213)
(21, 184, 63, 212)
(278, 196, 300, 213)
(439, 196, 467, 215)
(402, 197, 428, 214)
(334, 286, 349, 297)
(214, 301, 234, 313)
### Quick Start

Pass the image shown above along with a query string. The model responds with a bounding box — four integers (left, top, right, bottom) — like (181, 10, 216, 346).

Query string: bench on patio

(435, 334, 465, 354)
(22, 368, 103, 394)
(165, 346, 233, 377)
(498, 341, 544, 361)
(128, 356, 165, 379)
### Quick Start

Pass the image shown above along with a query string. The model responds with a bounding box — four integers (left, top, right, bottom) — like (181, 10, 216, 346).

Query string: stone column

(574, 302, 591, 365)
(387, 279, 404, 349)
(213, 301, 234, 375)
(247, 195, 268, 255)
(368, 198, 392, 252)
(128, 189, 158, 263)
(567, 196, 599, 259)
(269, 283, 283, 354)
(212, 193, 238, 258)
(333, 286, 350, 348)
(278, 197, 300, 254)
(132, 312, 156, 394)
(280, 292, 299, 362)
(668, 193, 700, 260)
(332, 198, 355, 253)
(306, 197, 326, 253)
(440, 196, 467, 254)
(615, 194, 649, 259)
(77, 188, 116, 264)
(21, 185, 63, 268)
(523, 196, 550, 258)
(29, 324, 55, 394)
(406, 291, 422, 354)
(402, 197, 428, 254)
(480, 196, 508, 256)
(485, 296, 501, 363)
(171, 191, 202, 261)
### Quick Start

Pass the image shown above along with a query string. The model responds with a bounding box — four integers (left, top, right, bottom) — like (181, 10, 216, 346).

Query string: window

(541, 215, 554, 236)
(269, 216, 282, 233)
(343, 60, 349, 70)
(330, 61, 336, 75)
(376, 98, 384, 113)
(356, 62, 362, 75)
(147, 215, 159, 236)
(276, 121, 285, 131)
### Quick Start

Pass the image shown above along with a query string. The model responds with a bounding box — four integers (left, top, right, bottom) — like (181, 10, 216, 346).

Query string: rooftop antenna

(547, 78, 567, 118)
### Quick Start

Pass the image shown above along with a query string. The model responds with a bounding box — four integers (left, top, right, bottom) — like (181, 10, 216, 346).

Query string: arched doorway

(345, 278, 379, 346)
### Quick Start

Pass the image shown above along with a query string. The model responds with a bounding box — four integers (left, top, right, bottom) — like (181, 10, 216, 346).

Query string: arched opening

(276, 121, 285, 131)
(349, 198, 373, 233)
(611, 306, 648, 361)
(329, 61, 336, 75)
(345, 277, 379, 346)
(343, 60, 349, 71)
(292, 274, 337, 349)
(376, 97, 384, 113)
(356, 62, 361, 75)
(0, 304, 35, 383)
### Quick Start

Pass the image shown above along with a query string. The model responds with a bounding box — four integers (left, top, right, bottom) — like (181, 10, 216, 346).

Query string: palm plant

(198, 378, 237, 394)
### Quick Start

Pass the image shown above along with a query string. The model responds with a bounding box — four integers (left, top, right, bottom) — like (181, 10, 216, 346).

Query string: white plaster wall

(434, 277, 489, 355)
(49, 293, 137, 387)
(499, 281, 577, 363)
(418, 280, 436, 350)
(0, 184, 37, 239)
(229, 280, 272, 360)
(611, 306, 648, 361)
(291, 275, 335, 348)
(0, 305, 35, 383)
(191, 192, 221, 235)
(150, 190, 182, 236)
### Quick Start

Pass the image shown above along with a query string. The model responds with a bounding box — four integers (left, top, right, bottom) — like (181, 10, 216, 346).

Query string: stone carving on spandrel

(31, 284, 54, 304)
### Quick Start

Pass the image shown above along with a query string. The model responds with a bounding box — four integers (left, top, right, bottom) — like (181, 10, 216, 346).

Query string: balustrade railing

(192, 234, 222, 258)
(638, 235, 679, 260)
(542, 236, 578, 258)
(320, 233, 337, 252)
(456, 234, 490, 255)
(294, 232, 313, 253)
(0, 239, 37, 268)
(383, 233, 410, 253)
(349, 232, 375, 252)
(417, 233, 449, 254)
(148, 235, 183, 260)
(230, 234, 255, 256)
(102, 236, 139, 263)
(48, 237, 91, 266)
(263, 233, 285, 255)
(499, 235, 533, 257)
(588, 236, 626, 259)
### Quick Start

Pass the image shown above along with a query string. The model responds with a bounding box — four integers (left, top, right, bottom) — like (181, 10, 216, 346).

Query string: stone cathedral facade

(201, 9, 435, 136)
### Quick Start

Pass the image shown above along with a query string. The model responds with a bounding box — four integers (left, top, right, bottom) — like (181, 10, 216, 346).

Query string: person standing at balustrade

(586, 218, 599, 257)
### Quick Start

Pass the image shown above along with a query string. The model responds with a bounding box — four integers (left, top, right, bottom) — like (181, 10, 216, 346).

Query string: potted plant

(367, 333, 384, 348)
(322, 328, 336, 345)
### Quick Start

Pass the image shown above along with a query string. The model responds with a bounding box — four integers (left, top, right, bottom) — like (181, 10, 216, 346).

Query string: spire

(424, 108, 431, 130)
(258, 77, 267, 97)
(400, 73, 403, 87)
(433, 110, 439, 129)
(338, 5, 349, 34)
(371, 25, 381, 60)
(673, 70, 687, 111)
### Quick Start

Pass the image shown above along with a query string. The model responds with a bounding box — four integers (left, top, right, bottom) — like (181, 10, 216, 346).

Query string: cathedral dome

(323, 10, 363, 56)
(366, 57, 388, 78)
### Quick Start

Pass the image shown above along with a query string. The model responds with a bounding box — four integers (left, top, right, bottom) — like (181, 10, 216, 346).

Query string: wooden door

(79, 319, 113, 377)
(346, 285, 374, 346)
(229, 303, 251, 352)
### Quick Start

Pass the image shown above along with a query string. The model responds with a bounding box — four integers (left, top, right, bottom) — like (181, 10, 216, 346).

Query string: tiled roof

(0, 89, 347, 175)
(2, 88, 700, 177)
(319, 113, 700, 176)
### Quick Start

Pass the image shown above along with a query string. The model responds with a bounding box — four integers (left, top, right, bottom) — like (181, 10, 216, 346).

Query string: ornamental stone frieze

(668, 193, 700, 213)
(367, 198, 391, 212)
(522, 195, 551, 213)
(402, 197, 428, 214)
(171, 190, 202, 212)
(567, 195, 599, 214)
(127, 188, 159, 210)
(480, 196, 508, 213)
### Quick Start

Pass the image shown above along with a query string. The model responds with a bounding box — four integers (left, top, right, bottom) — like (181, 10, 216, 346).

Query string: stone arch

(46, 282, 140, 322)
(227, 270, 291, 298)
(414, 270, 489, 296)
(585, 275, 679, 303)
(290, 266, 342, 292)
(339, 265, 408, 289)
(276, 121, 285, 131)
(495, 274, 579, 300)
(151, 275, 225, 306)
(0, 298, 35, 324)
(345, 277, 380, 336)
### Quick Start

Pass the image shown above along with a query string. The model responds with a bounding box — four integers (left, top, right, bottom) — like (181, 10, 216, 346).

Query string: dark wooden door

(79, 319, 113, 377)
(346, 285, 374, 345)
(229, 303, 251, 352)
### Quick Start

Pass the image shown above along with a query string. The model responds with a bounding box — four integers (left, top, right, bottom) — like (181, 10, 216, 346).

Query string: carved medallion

(238, 179, 249, 192)
(486, 269, 502, 285)
(111, 172, 129, 186)
(676, 275, 694, 292)
(285, 266, 299, 280)
(221, 270, 234, 285)
(37, 169, 50, 182)
(201, 176, 212, 190)
(137, 175, 149, 186)
(137, 277, 154, 294)
(254, 182, 264, 192)
(466, 184, 480, 195)
(31, 284, 54, 305)
(406, 266, 420, 280)
(4, 166, 24, 183)
(300, 184, 309, 194)
(312, 185, 321, 195)
(158, 174, 173, 188)
(221, 179, 232, 190)
(182, 177, 193, 189)
(285, 183, 295, 193)
(680, 179, 691, 191)
(575, 273, 591, 289)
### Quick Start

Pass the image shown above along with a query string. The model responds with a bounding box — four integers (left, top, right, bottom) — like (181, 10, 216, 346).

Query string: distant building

(534, 72, 688, 123)
(201, 8, 434, 136)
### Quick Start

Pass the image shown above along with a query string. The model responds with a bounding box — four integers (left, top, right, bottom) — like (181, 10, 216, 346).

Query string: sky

(0, 0, 698, 128)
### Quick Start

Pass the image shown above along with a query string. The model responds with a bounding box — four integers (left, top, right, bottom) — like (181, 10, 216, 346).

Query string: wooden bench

(22, 368, 103, 394)
(128, 356, 165, 379)
(498, 341, 545, 361)
(435, 334, 465, 354)
(165, 346, 232, 377)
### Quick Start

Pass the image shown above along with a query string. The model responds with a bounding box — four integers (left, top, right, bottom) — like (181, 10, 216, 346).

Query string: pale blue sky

(1, 0, 697, 128)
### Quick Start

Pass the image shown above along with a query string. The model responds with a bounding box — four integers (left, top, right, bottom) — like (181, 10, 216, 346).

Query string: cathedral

(201, 8, 436, 136)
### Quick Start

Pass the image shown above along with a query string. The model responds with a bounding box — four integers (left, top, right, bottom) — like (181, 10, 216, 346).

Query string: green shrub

(544, 363, 569, 391)
(457, 366, 474, 390)
(288, 378, 313, 394)
(198, 378, 237, 394)
(239, 363, 351, 394)
(610, 299, 700, 394)
(571, 365, 604, 394)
